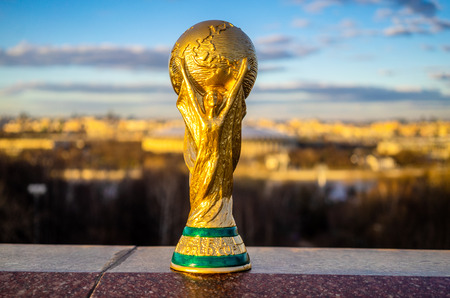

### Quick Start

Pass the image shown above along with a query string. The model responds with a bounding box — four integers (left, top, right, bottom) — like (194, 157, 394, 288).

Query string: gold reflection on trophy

(169, 20, 257, 228)
(169, 20, 257, 273)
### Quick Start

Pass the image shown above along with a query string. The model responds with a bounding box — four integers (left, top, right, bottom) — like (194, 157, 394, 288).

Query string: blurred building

(142, 124, 184, 154)
(0, 138, 54, 156)
(377, 137, 450, 160)
(141, 123, 297, 159)
(50, 168, 142, 181)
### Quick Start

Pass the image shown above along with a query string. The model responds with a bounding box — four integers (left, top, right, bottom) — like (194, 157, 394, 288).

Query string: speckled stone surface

(1, 245, 449, 297)
(92, 272, 450, 297)
(0, 272, 99, 297)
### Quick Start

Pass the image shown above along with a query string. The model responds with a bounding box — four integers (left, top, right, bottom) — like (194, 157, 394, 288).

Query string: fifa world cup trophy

(169, 20, 258, 273)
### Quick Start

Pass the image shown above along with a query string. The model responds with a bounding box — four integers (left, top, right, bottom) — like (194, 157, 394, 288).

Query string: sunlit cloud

(256, 34, 293, 45)
(378, 69, 395, 76)
(394, 0, 438, 17)
(335, 18, 379, 38)
(383, 15, 450, 36)
(420, 44, 435, 51)
(292, 18, 311, 28)
(293, 0, 450, 37)
(0, 81, 172, 96)
(304, 0, 342, 13)
(383, 24, 427, 36)
(375, 8, 393, 20)
(0, 42, 170, 69)
(257, 48, 294, 60)
(257, 46, 320, 61)
(254, 81, 450, 103)
(374, 1, 450, 36)
(256, 34, 320, 61)
(295, 0, 441, 16)
(1, 80, 448, 119)
(429, 72, 450, 81)
(5, 79, 447, 105)
(349, 54, 377, 61)
(318, 36, 338, 46)
(367, 0, 439, 18)
(258, 65, 287, 72)
(430, 18, 450, 32)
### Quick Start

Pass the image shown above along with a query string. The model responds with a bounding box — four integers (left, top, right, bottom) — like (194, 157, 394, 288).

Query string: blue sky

(0, 0, 449, 120)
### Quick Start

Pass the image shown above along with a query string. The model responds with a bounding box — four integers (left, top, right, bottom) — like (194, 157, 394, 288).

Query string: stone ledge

(0, 244, 134, 273)
(1, 245, 449, 297)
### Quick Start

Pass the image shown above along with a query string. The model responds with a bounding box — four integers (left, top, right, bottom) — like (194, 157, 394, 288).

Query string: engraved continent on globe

(169, 20, 257, 101)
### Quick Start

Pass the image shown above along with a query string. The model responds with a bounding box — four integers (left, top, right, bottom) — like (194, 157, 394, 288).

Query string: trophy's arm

(219, 58, 248, 119)
(176, 58, 205, 120)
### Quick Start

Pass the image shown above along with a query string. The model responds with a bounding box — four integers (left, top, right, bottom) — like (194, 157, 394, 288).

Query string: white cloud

(256, 34, 293, 45)
(292, 18, 311, 28)
(254, 81, 450, 103)
(258, 65, 286, 72)
(378, 69, 395, 76)
(292, 0, 450, 37)
(393, 0, 438, 18)
(339, 19, 357, 29)
(383, 24, 425, 36)
(375, 8, 393, 20)
(2, 80, 448, 120)
(420, 44, 435, 51)
(304, 0, 342, 13)
(0, 42, 170, 69)
(257, 48, 294, 60)
(7, 79, 446, 105)
(430, 17, 450, 32)
(380, 2, 450, 36)
(429, 72, 450, 80)
(0, 81, 172, 96)
(256, 34, 319, 61)
(336, 19, 379, 38)
(257, 45, 319, 61)
(294, 45, 320, 56)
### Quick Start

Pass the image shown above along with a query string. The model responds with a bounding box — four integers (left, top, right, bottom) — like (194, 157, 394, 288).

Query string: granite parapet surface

(93, 273, 449, 297)
(1, 245, 449, 297)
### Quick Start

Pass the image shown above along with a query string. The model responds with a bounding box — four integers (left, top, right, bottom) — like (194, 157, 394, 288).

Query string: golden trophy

(169, 20, 258, 273)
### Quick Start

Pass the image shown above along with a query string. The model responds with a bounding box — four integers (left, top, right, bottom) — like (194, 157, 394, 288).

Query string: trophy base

(170, 262, 251, 274)
(171, 226, 251, 274)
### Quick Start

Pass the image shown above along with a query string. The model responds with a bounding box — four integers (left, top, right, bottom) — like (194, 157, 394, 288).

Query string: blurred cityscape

(0, 114, 449, 248)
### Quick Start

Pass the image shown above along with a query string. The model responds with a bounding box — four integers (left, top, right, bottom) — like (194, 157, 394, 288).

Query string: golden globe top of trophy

(169, 20, 257, 273)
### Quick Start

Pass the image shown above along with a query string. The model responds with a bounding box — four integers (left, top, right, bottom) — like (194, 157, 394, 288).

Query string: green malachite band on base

(170, 262, 251, 273)
(182, 226, 238, 237)
(171, 252, 250, 268)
